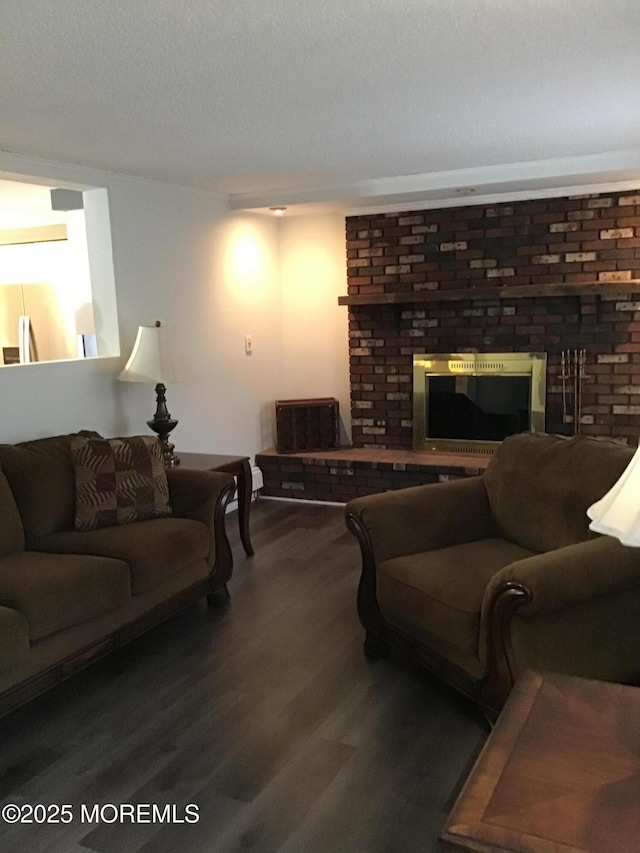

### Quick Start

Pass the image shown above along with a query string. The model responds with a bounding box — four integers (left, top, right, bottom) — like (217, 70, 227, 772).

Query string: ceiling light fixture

(269, 207, 287, 216)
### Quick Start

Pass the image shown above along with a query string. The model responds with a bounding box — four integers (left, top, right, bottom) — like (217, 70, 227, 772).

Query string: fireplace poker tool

(561, 350, 567, 427)
(578, 349, 587, 434)
(560, 349, 588, 435)
(574, 349, 579, 432)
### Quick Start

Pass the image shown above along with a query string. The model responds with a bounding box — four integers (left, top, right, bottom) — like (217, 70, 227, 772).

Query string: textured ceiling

(1, 1, 639, 208)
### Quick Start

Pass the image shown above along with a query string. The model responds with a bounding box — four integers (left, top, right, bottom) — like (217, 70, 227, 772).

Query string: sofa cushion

(377, 538, 536, 655)
(0, 434, 80, 542)
(483, 432, 634, 553)
(70, 435, 171, 531)
(0, 552, 131, 641)
(34, 517, 209, 595)
(0, 465, 24, 556)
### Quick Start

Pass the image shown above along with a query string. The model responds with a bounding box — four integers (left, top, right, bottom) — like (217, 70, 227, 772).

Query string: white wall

(0, 153, 283, 458)
(278, 213, 351, 442)
(0, 152, 351, 457)
(107, 179, 282, 456)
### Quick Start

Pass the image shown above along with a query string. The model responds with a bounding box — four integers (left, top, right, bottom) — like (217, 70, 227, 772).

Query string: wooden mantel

(338, 281, 640, 307)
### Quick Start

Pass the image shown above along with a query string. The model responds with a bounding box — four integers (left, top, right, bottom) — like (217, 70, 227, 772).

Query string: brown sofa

(0, 433, 236, 716)
(345, 432, 640, 712)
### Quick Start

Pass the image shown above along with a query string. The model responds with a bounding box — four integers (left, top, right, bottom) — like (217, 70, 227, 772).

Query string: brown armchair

(345, 432, 640, 712)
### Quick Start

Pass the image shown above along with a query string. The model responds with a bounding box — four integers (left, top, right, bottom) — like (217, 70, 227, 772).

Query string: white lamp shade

(587, 443, 640, 547)
(118, 324, 176, 384)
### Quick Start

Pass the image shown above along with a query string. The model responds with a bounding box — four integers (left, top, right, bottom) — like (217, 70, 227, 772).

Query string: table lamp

(118, 320, 180, 466)
(587, 442, 640, 546)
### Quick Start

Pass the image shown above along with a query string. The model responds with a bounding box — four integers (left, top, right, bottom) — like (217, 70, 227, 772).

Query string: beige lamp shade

(118, 323, 176, 384)
(587, 443, 640, 547)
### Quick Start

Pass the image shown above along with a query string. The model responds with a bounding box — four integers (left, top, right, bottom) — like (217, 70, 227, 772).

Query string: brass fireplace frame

(413, 352, 547, 454)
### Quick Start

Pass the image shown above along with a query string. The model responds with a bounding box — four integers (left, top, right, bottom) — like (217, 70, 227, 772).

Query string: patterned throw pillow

(70, 435, 172, 531)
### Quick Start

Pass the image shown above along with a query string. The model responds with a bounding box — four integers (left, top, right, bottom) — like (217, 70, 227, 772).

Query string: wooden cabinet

(275, 398, 340, 453)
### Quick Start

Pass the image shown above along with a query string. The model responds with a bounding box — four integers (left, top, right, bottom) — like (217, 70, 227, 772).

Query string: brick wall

(347, 191, 640, 449)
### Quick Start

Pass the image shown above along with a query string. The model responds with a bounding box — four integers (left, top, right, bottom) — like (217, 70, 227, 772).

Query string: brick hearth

(256, 447, 488, 503)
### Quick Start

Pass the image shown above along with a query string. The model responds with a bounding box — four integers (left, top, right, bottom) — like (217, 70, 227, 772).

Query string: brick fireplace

(345, 191, 640, 449)
(258, 189, 640, 502)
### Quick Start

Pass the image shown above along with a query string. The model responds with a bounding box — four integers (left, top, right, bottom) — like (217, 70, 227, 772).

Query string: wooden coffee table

(441, 669, 640, 852)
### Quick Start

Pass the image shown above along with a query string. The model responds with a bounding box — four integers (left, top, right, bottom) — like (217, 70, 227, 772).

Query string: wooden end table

(441, 669, 640, 852)
(178, 453, 254, 556)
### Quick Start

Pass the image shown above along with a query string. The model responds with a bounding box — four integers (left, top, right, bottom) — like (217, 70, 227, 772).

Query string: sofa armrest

(167, 468, 235, 523)
(166, 468, 236, 583)
(346, 475, 492, 564)
(485, 535, 640, 617)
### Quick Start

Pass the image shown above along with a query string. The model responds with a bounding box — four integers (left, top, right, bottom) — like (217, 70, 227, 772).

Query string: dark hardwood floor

(0, 499, 486, 853)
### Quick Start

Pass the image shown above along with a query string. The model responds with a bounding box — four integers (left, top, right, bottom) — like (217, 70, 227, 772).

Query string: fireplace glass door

(413, 352, 546, 453)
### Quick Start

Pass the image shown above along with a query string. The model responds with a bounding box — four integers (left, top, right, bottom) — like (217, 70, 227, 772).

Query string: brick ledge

(256, 446, 489, 502)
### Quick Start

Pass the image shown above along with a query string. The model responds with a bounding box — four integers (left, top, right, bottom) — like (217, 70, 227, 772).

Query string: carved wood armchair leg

(207, 584, 230, 607)
(364, 631, 391, 660)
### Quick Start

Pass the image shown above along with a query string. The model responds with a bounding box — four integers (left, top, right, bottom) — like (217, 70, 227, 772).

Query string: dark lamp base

(148, 382, 180, 467)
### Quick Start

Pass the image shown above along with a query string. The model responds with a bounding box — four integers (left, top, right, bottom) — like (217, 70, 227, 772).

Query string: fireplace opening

(413, 352, 547, 454)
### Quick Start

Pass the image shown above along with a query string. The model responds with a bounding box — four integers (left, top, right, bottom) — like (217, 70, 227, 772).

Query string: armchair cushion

(378, 538, 536, 655)
(484, 432, 634, 553)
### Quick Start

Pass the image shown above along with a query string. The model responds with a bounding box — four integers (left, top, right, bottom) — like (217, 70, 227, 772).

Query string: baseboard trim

(259, 495, 346, 507)
(225, 465, 263, 513)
